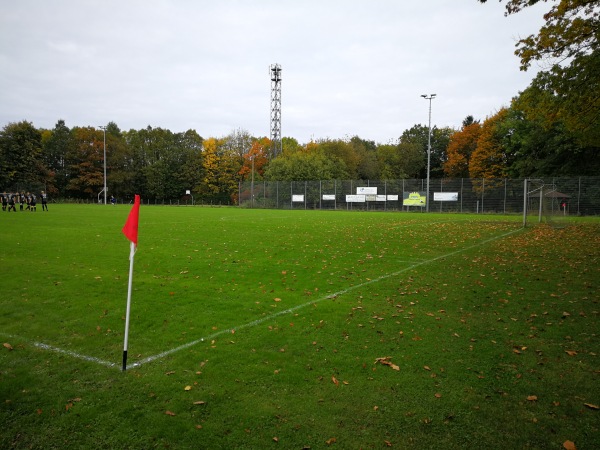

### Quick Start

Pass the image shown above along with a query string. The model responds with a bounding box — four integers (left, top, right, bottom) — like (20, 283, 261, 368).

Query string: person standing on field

(30, 193, 36, 212)
(41, 191, 48, 211)
(7, 193, 17, 212)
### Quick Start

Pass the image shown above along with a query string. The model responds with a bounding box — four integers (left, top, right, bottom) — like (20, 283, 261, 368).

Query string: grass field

(1, 205, 598, 449)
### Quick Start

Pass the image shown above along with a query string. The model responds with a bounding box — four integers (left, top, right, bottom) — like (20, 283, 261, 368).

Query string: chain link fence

(239, 177, 600, 216)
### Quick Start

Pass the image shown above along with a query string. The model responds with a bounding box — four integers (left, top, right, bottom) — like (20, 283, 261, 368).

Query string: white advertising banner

(346, 194, 366, 203)
(356, 187, 377, 195)
(376, 195, 387, 202)
(387, 194, 399, 201)
(434, 192, 459, 201)
(292, 195, 305, 202)
(322, 194, 336, 201)
(365, 194, 377, 202)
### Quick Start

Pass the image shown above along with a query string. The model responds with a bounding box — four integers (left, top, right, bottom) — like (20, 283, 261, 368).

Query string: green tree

(176, 129, 204, 197)
(264, 149, 348, 181)
(481, 0, 600, 147)
(400, 125, 452, 179)
(0, 121, 45, 191)
(41, 119, 74, 195)
(349, 136, 379, 180)
(377, 142, 424, 180)
(500, 102, 600, 177)
(318, 139, 358, 179)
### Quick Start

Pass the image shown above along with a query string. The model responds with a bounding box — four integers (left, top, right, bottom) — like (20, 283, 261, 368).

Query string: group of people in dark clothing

(1, 191, 48, 212)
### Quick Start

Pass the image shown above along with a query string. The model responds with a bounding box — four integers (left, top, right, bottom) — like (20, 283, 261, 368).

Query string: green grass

(1, 205, 598, 449)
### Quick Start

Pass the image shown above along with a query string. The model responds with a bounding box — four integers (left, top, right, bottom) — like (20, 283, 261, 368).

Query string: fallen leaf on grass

(565, 350, 578, 356)
(3, 343, 13, 350)
(193, 401, 206, 405)
(374, 357, 400, 371)
(527, 395, 538, 402)
(563, 440, 577, 450)
(325, 437, 337, 445)
(184, 386, 192, 391)
(331, 376, 339, 386)
(435, 393, 442, 398)
(165, 410, 176, 416)
(584, 403, 599, 410)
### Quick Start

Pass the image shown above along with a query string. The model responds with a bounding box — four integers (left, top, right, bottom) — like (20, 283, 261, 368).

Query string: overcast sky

(0, 0, 547, 144)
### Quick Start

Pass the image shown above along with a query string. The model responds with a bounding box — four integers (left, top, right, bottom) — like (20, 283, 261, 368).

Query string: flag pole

(123, 241, 136, 371)
(121, 194, 140, 372)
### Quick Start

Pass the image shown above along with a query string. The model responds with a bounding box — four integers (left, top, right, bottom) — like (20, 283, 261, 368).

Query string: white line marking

(2, 226, 523, 370)
(0, 333, 117, 369)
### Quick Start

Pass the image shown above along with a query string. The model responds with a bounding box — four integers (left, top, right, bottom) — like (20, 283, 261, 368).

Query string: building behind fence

(239, 177, 600, 216)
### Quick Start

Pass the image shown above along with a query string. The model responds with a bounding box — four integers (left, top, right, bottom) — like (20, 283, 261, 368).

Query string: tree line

(1, 0, 597, 204)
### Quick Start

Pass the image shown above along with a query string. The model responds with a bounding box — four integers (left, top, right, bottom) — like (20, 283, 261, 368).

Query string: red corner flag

(122, 195, 140, 245)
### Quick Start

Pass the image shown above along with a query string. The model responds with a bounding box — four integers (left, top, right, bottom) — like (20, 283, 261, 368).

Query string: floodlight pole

(421, 94, 436, 212)
(251, 155, 255, 208)
(99, 125, 107, 205)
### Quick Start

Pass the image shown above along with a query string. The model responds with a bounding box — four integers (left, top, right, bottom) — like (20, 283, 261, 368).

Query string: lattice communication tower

(269, 63, 282, 156)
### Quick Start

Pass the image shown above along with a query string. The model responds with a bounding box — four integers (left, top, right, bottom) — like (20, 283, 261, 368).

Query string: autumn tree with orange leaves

(443, 117, 481, 178)
(469, 109, 510, 180)
(239, 137, 270, 181)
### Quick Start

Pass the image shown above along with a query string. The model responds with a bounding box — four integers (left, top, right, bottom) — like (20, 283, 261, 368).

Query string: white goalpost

(523, 179, 571, 228)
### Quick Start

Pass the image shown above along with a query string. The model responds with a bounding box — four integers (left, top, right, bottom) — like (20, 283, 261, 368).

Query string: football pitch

(1, 205, 598, 449)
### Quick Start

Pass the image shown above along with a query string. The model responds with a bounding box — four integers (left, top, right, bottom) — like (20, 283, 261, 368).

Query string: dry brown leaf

(165, 410, 176, 416)
(424, 365, 431, 371)
(331, 376, 339, 386)
(435, 393, 442, 398)
(184, 386, 192, 391)
(527, 395, 538, 402)
(584, 403, 599, 410)
(563, 440, 577, 450)
(375, 356, 399, 370)
(3, 343, 13, 351)
(272, 436, 279, 442)
(565, 350, 578, 356)
(325, 437, 337, 445)
(193, 401, 206, 405)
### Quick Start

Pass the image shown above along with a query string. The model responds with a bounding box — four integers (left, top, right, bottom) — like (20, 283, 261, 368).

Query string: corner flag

(122, 194, 140, 245)
(122, 195, 140, 371)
